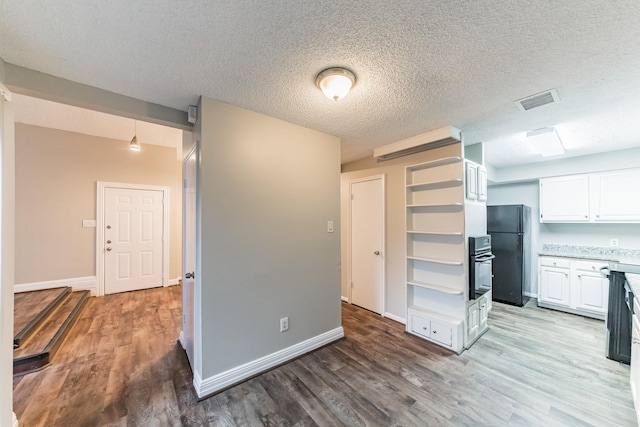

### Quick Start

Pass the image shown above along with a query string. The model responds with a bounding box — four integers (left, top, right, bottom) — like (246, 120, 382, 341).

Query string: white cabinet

(538, 256, 609, 319)
(539, 259, 571, 308)
(631, 299, 640, 424)
(465, 294, 489, 348)
(591, 169, 640, 222)
(574, 261, 609, 317)
(407, 308, 462, 350)
(539, 175, 590, 222)
(464, 160, 487, 202)
(477, 166, 487, 201)
(539, 168, 640, 223)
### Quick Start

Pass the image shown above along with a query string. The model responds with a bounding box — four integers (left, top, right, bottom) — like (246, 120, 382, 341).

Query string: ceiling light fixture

(527, 127, 564, 157)
(316, 67, 356, 101)
(130, 120, 141, 152)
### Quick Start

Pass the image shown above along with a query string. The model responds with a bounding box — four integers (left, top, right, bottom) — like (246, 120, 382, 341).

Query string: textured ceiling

(2, 0, 640, 167)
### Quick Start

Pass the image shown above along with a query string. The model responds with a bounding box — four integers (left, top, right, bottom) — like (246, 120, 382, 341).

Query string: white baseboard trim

(194, 326, 345, 398)
(384, 312, 406, 325)
(341, 295, 349, 302)
(13, 412, 18, 427)
(14, 276, 97, 296)
(168, 277, 181, 286)
(524, 291, 537, 298)
(179, 330, 186, 350)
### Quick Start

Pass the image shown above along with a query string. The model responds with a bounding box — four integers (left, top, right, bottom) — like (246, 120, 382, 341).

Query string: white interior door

(350, 176, 385, 314)
(104, 187, 164, 294)
(182, 143, 198, 367)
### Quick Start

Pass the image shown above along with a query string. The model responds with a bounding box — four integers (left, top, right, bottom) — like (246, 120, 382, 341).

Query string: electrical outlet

(610, 239, 619, 247)
(280, 317, 289, 332)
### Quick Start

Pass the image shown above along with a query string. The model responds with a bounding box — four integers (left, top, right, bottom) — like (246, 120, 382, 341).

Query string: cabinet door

(479, 297, 488, 327)
(467, 301, 479, 337)
(592, 169, 640, 222)
(631, 314, 640, 417)
(465, 162, 478, 200)
(539, 175, 590, 222)
(539, 266, 570, 306)
(431, 321, 453, 347)
(575, 273, 609, 314)
(477, 166, 487, 201)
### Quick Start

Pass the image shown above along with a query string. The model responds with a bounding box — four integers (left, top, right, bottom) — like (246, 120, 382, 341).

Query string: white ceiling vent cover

(515, 89, 560, 112)
(373, 126, 461, 161)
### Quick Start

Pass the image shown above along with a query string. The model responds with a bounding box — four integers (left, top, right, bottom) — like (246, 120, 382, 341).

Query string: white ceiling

(2, 0, 640, 167)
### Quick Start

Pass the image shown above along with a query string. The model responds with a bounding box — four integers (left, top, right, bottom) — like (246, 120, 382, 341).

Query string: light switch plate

(327, 221, 334, 233)
(82, 220, 97, 228)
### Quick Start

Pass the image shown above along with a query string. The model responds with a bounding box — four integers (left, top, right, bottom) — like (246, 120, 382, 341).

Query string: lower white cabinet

(538, 256, 608, 319)
(465, 295, 489, 348)
(407, 307, 463, 353)
(631, 298, 640, 425)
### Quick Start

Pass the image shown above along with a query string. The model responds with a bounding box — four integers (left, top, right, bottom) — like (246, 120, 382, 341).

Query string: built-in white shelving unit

(405, 154, 466, 353)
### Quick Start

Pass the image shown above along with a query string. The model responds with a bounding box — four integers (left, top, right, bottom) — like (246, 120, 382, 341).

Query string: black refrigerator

(487, 205, 531, 306)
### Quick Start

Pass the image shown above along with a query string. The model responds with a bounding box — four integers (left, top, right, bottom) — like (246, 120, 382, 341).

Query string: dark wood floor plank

(13, 287, 637, 427)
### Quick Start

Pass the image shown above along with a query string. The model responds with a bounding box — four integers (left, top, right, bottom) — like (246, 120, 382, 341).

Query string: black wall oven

(469, 236, 494, 299)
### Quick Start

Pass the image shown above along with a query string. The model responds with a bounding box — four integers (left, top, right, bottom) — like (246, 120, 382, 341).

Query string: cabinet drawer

(411, 315, 431, 338)
(575, 260, 608, 272)
(430, 321, 453, 346)
(540, 257, 571, 269)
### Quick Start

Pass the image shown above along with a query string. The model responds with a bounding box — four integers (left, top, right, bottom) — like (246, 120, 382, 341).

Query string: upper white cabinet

(464, 160, 487, 202)
(591, 169, 640, 222)
(540, 168, 640, 223)
(539, 175, 590, 222)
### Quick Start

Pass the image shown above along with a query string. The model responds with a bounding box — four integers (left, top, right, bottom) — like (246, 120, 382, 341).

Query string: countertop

(539, 244, 640, 263)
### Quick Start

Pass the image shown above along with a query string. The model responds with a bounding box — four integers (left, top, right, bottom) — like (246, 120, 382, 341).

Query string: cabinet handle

(634, 338, 640, 345)
(432, 330, 437, 334)
(596, 214, 600, 218)
(578, 275, 581, 278)
(422, 326, 427, 330)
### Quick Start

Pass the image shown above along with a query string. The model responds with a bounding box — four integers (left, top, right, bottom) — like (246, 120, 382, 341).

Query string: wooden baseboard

(14, 276, 97, 296)
(194, 327, 345, 398)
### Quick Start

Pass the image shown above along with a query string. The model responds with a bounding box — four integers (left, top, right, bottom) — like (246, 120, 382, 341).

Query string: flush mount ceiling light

(527, 127, 564, 157)
(316, 67, 356, 101)
(130, 120, 141, 152)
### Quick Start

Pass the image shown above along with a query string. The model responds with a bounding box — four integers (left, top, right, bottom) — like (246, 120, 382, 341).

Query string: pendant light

(316, 67, 356, 101)
(130, 120, 141, 151)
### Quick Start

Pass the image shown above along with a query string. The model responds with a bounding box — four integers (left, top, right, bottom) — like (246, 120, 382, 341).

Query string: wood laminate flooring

(13, 287, 636, 426)
(14, 287, 70, 341)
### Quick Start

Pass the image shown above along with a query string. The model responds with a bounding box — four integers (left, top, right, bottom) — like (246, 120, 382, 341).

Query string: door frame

(96, 181, 170, 296)
(347, 174, 386, 314)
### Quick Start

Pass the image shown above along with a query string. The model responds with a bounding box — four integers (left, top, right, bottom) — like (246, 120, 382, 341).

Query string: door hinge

(183, 178, 188, 189)
(351, 194, 354, 200)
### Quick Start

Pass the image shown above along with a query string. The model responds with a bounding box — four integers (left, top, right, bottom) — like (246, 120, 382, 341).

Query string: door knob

(106, 247, 112, 252)
(185, 272, 195, 279)
(374, 251, 380, 255)
(106, 240, 112, 244)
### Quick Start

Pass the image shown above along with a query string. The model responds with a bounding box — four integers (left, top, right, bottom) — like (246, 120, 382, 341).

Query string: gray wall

(198, 98, 342, 377)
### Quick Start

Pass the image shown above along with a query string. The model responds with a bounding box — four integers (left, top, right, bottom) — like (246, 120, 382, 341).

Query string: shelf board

(407, 256, 463, 266)
(407, 202, 463, 209)
(406, 178, 463, 190)
(407, 281, 464, 295)
(407, 230, 463, 236)
(407, 156, 462, 172)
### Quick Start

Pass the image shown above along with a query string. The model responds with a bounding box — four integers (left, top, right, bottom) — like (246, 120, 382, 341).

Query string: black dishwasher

(605, 269, 632, 364)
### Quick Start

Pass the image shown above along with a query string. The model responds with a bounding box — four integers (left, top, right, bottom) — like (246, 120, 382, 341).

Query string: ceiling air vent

(373, 126, 461, 161)
(515, 89, 560, 112)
